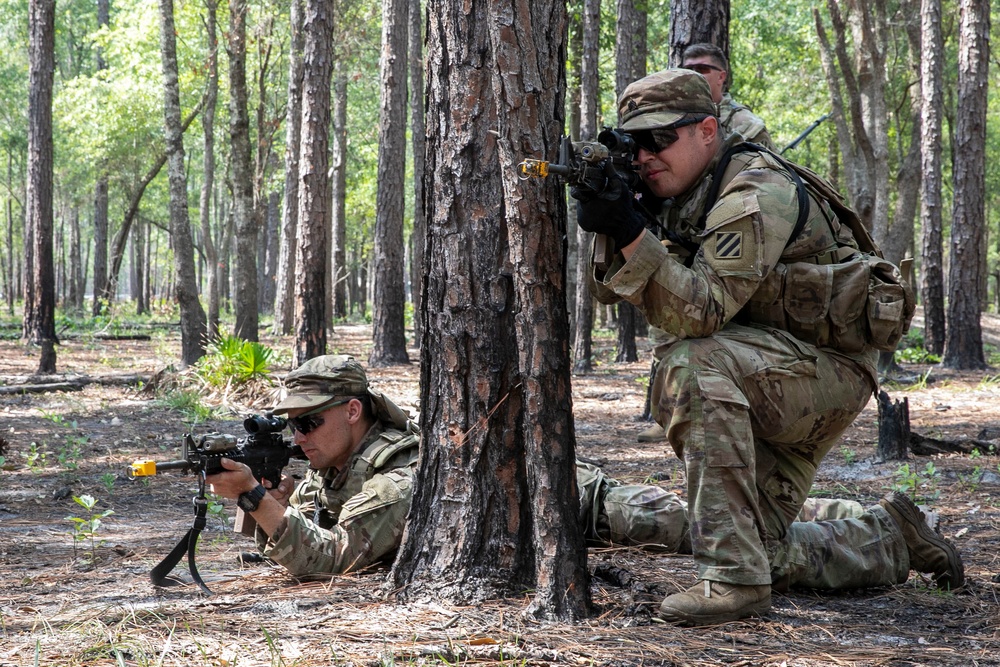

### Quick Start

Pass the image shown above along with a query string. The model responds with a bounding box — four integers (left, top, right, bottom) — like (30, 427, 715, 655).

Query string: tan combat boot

(880, 492, 964, 590)
(637, 423, 666, 443)
(659, 580, 771, 626)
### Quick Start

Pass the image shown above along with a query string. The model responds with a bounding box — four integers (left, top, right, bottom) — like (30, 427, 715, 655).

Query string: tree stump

(877, 390, 910, 461)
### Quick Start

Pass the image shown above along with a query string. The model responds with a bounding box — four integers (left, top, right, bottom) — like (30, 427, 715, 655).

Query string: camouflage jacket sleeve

(261, 465, 414, 576)
(598, 157, 802, 338)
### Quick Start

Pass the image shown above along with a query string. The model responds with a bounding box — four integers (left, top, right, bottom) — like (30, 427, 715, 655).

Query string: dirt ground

(1, 321, 999, 667)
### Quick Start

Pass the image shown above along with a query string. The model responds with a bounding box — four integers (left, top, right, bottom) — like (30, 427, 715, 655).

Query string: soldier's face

(287, 402, 358, 470)
(636, 117, 719, 199)
(682, 57, 726, 103)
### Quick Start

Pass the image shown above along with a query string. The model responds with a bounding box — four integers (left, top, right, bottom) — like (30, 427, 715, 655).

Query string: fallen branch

(908, 432, 989, 456)
(0, 373, 150, 394)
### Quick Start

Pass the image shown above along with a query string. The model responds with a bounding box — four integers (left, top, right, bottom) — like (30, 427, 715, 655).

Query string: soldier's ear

(699, 116, 720, 145)
(345, 397, 364, 424)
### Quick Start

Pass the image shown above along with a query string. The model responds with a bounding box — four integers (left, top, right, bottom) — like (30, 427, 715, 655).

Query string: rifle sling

(698, 142, 810, 249)
(150, 472, 213, 595)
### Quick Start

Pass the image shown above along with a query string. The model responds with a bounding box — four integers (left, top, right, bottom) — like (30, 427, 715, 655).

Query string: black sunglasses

(629, 116, 709, 154)
(685, 63, 724, 75)
(287, 398, 351, 435)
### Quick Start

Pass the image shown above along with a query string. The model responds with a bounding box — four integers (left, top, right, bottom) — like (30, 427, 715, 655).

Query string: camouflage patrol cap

(272, 355, 368, 413)
(272, 354, 413, 429)
(618, 69, 717, 131)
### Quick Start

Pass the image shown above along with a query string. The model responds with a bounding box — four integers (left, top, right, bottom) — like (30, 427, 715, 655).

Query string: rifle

(517, 128, 641, 269)
(781, 113, 830, 155)
(130, 413, 306, 595)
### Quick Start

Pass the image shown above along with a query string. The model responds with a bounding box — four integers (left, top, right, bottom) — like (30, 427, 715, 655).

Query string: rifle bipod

(149, 470, 214, 595)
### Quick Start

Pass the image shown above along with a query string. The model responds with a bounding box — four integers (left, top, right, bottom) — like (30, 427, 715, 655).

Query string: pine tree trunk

(369, 0, 411, 366)
(91, 0, 110, 317)
(407, 0, 425, 349)
(158, 0, 207, 367)
(68, 208, 82, 311)
(329, 69, 348, 321)
(668, 0, 729, 66)
(392, 0, 534, 605)
(228, 0, 259, 341)
(573, 0, 600, 374)
(293, 0, 334, 365)
(919, 0, 946, 355)
(274, 0, 304, 335)
(26, 0, 57, 374)
(942, 0, 988, 370)
(487, 0, 590, 620)
(200, 0, 221, 337)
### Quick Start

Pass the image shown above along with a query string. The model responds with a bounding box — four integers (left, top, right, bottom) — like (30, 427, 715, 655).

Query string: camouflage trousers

(586, 323, 910, 589)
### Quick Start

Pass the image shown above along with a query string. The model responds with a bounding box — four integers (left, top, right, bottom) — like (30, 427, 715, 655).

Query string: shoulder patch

(715, 231, 743, 259)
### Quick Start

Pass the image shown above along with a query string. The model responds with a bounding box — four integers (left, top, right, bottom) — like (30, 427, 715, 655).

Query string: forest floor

(1, 316, 999, 667)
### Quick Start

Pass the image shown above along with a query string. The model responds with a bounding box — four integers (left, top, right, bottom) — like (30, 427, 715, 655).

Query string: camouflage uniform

(256, 421, 419, 576)
(718, 92, 775, 151)
(256, 354, 421, 577)
(588, 69, 914, 591)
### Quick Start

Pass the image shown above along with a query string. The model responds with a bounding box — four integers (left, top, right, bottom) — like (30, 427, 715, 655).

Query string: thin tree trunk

(293, 0, 335, 365)
(369, 0, 411, 366)
(158, 0, 207, 367)
(613, 0, 646, 362)
(228, 0, 258, 341)
(919, 0, 946, 356)
(68, 207, 82, 311)
(330, 68, 348, 321)
(274, 0, 304, 335)
(573, 0, 599, 374)
(942, 0, 988, 370)
(26, 0, 57, 373)
(407, 0, 425, 349)
(200, 0, 221, 337)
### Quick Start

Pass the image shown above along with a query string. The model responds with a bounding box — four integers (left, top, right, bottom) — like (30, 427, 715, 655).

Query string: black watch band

(237, 484, 267, 512)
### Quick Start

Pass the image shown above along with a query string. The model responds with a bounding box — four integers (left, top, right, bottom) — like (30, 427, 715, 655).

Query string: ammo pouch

(748, 253, 915, 354)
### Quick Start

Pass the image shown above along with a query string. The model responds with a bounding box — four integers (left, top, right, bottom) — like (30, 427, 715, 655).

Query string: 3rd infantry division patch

(715, 231, 743, 259)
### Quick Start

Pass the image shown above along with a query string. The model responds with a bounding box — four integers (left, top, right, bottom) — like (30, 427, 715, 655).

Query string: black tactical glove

(571, 175, 646, 252)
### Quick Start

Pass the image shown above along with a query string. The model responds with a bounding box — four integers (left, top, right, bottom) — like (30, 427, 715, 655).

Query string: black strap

(150, 471, 213, 595)
(698, 142, 810, 248)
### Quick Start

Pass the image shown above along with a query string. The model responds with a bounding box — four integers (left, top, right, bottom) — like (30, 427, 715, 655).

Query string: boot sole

(658, 595, 771, 626)
(883, 493, 965, 589)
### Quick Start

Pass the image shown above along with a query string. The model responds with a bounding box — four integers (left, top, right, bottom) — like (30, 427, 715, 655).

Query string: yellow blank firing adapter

(130, 460, 158, 477)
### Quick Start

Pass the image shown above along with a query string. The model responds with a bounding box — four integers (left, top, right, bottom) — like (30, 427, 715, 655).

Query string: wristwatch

(237, 484, 267, 512)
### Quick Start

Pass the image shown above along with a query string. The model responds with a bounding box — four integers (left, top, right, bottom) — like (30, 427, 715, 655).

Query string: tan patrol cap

(618, 69, 717, 131)
(272, 354, 412, 429)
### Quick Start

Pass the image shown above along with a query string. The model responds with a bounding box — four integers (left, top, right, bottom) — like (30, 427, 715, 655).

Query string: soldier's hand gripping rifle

(517, 128, 642, 269)
(130, 413, 306, 595)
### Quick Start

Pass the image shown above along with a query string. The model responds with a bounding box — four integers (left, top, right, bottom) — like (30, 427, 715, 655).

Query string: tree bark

(293, 0, 335, 365)
(392, 0, 535, 606)
(228, 0, 259, 341)
(488, 0, 590, 621)
(613, 0, 647, 362)
(330, 68, 348, 321)
(407, 0, 425, 350)
(572, 0, 600, 374)
(668, 0, 729, 66)
(158, 0, 207, 367)
(942, 0, 988, 370)
(91, 0, 110, 317)
(919, 0, 946, 356)
(369, 0, 411, 367)
(26, 0, 57, 374)
(199, 0, 221, 337)
(876, 390, 910, 461)
(274, 0, 304, 335)
(68, 207, 83, 311)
